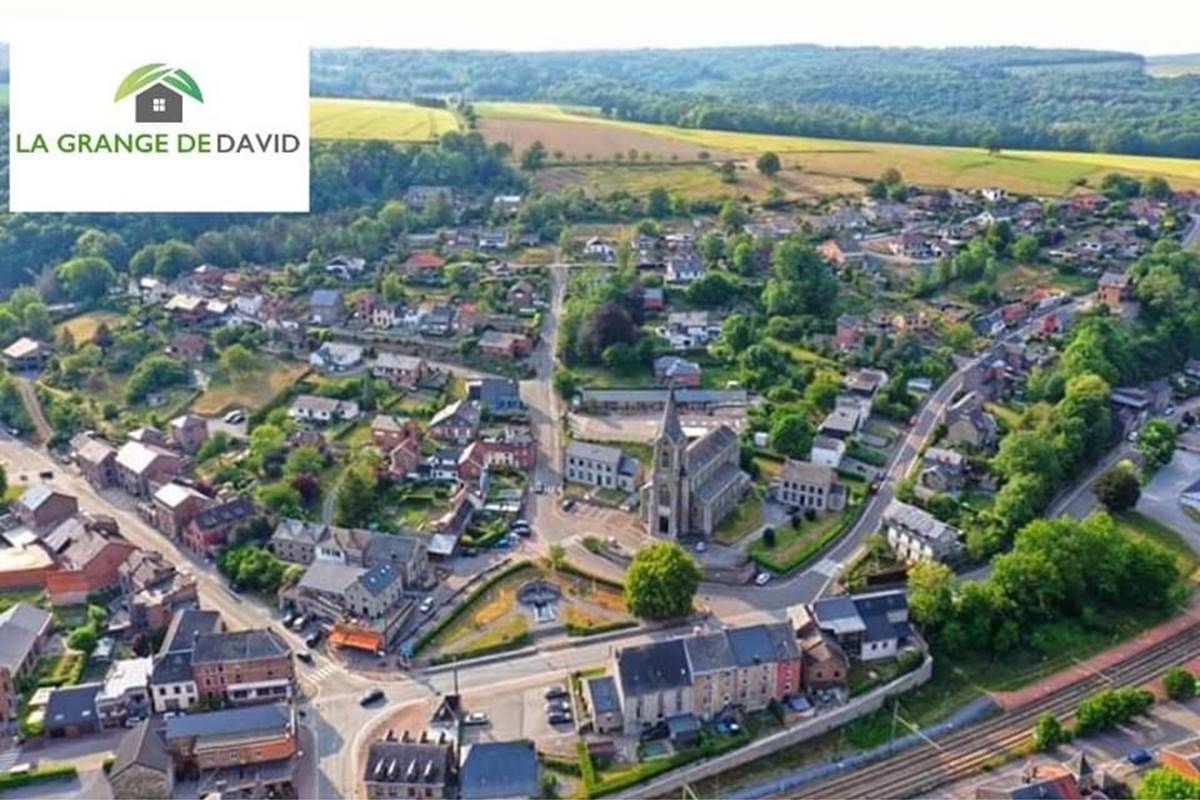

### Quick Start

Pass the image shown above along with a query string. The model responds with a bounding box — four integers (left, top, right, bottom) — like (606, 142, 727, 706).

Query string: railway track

(798, 620, 1200, 799)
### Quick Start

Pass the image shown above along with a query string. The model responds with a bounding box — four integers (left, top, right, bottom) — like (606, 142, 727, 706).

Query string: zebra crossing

(0, 749, 23, 772)
(811, 557, 843, 578)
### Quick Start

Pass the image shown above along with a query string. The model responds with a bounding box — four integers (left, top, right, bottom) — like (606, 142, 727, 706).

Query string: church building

(641, 392, 751, 538)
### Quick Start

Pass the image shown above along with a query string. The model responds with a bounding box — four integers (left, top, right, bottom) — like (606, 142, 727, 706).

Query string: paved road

(1182, 212, 1200, 251)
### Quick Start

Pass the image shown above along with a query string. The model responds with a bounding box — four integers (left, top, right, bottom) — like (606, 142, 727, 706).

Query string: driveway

(1137, 449, 1200, 551)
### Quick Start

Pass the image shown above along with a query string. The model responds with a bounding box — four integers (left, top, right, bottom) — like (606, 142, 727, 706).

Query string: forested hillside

(311, 45, 1200, 158)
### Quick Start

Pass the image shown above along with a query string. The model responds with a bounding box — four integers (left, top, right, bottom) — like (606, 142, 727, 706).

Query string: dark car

(544, 685, 568, 700)
(547, 711, 573, 725)
(1127, 748, 1153, 766)
(360, 688, 385, 706)
(561, 498, 576, 512)
(545, 699, 570, 714)
(296, 650, 314, 664)
(305, 630, 323, 648)
(38, 471, 53, 480)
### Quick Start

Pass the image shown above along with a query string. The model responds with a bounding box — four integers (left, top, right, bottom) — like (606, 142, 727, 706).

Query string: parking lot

(1136, 449, 1200, 550)
(463, 679, 579, 757)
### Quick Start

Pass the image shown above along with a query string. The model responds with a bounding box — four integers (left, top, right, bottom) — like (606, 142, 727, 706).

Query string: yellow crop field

(310, 98, 460, 142)
(477, 102, 1200, 195)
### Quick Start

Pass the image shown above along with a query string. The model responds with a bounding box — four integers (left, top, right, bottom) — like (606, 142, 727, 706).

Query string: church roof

(658, 391, 687, 445)
(685, 425, 739, 473)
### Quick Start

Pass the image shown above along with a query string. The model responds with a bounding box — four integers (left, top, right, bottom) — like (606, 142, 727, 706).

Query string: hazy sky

(5, 0, 1198, 56)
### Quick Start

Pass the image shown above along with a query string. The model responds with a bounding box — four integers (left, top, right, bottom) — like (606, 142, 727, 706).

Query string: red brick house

(182, 497, 257, 556)
(43, 519, 139, 606)
(372, 415, 421, 452)
(169, 414, 209, 455)
(191, 629, 293, 706)
(151, 484, 212, 539)
(478, 330, 532, 360)
(1098, 271, 1132, 310)
(13, 486, 79, 533)
(402, 251, 446, 278)
(371, 353, 426, 388)
(835, 315, 863, 351)
(115, 442, 186, 498)
(457, 432, 536, 481)
(73, 436, 118, 490)
(168, 333, 208, 363)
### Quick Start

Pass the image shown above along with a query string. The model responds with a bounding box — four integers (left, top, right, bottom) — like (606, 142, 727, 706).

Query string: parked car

(360, 688, 385, 706)
(547, 711, 573, 725)
(38, 471, 53, 480)
(754, 572, 772, 586)
(512, 526, 533, 538)
(694, 540, 707, 553)
(304, 630, 323, 648)
(419, 597, 435, 614)
(296, 650, 314, 664)
(224, 409, 246, 424)
(545, 700, 570, 714)
(462, 547, 479, 557)
(535, 481, 545, 494)
(1127, 749, 1153, 766)
(561, 498, 576, 512)
(290, 614, 308, 631)
(463, 711, 489, 726)
(544, 685, 568, 700)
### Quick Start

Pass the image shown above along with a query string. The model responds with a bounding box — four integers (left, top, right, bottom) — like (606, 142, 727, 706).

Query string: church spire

(659, 389, 687, 445)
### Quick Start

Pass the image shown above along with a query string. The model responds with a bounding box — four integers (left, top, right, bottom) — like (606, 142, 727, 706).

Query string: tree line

(310, 45, 1200, 158)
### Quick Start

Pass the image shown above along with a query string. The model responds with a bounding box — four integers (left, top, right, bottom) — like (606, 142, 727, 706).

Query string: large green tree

(625, 541, 702, 620)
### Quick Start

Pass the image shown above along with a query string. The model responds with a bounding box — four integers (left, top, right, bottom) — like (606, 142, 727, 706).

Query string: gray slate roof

(46, 683, 101, 728)
(460, 740, 540, 800)
(110, 719, 170, 779)
(192, 628, 290, 665)
(0, 603, 52, 672)
(617, 639, 691, 697)
(165, 702, 291, 741)
(586, 676, 620, 715)
(365, 740, 456, 786)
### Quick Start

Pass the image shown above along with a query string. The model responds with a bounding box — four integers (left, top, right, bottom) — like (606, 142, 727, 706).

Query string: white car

(463, 711, 489, 726)
(223, 409, 246, 424)
(754, 572, 772, 586)
(419, 597, 435, 614)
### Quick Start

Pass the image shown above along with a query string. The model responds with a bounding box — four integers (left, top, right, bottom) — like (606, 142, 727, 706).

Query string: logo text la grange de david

(13, 63, 301, 155)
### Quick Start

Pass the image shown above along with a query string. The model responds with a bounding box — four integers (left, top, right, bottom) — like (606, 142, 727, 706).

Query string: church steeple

(659, 390, 687, 446)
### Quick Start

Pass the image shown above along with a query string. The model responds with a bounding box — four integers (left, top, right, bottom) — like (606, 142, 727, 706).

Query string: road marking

(813, 558, 842, 577)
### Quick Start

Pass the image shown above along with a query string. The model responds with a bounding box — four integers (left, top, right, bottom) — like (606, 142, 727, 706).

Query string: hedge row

(0, 765, 78, 792)
(413, 560, 534, 656)
(429, 632, 534, 666)
(566, 619, 638, 638)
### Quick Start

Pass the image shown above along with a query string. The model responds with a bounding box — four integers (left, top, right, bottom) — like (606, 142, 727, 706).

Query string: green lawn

(713, 495, 766, 545)
(984, 401, 1024, 432)
(193, 357, 309, 416)
(1115, 510, 1199, 578)
(750, 509, 854, 573)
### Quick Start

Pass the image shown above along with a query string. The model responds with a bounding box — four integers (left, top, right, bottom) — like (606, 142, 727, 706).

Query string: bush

(0, 765, 77, 792)
(565, 619, 638, 637)
(1032, 712, 1068, 751)
(1075, 687, 1154, 736)
(1163, 667, 1197, 701)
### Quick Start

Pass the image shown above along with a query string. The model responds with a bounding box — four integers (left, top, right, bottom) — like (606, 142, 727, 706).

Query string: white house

(584, 237, 616, 261)
(656, 311, 721, 351)
(810, 436, 847, 469)
(232, 293, 265, 320)
(309, 342, 364, 373)
(881, 499, 962, 563)
(289, 395, 361, 425)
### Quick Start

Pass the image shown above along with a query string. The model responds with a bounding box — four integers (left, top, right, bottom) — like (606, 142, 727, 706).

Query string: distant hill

(1147, 53, 1200, 77)
(311, 44, 1200, 159)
